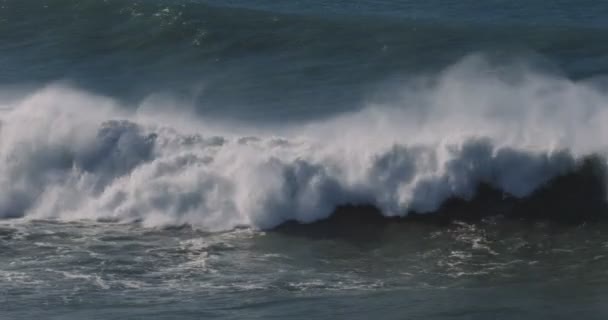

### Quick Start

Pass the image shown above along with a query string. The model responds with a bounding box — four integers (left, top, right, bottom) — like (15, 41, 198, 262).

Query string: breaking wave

(2, 57, 608, 230)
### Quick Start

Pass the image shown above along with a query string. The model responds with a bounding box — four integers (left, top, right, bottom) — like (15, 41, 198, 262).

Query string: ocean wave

(2, 57, 608, 230)
(5, 0, 608, 116)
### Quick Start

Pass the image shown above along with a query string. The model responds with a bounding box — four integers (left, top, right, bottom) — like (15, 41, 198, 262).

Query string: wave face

(4, 1, 608, 119)
(2, 57, 608, 230)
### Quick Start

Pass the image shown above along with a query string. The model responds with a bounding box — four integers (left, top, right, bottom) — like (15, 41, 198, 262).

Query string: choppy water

(3, 220, 608, 319)
(3, 0, 608, 318)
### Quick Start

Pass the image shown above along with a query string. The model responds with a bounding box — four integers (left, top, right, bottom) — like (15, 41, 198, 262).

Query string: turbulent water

(3, 0, 608, 318)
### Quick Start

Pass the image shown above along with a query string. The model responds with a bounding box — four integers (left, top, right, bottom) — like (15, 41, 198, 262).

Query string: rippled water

(2, 220, 608, 319)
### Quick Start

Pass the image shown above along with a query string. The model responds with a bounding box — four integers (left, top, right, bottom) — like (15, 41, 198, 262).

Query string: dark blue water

(3, 1, 608, 319)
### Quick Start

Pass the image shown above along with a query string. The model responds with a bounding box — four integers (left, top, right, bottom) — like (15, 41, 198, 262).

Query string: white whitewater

(1, 56, 607, 230)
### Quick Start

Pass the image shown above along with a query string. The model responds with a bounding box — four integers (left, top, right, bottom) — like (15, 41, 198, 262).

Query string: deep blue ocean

(2, 1, 608, 319)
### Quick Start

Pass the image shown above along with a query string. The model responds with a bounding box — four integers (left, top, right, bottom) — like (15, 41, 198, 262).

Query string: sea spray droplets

(1, 57, 608, 229)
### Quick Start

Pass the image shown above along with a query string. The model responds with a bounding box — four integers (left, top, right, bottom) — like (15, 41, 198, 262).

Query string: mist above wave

(2, 56, 608, 230)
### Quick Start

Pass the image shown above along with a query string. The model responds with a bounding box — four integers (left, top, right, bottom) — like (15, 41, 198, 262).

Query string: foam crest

(1, 57, 608, 230)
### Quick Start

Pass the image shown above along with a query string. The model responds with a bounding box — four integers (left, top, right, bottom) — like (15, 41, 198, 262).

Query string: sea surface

(2, 0, 608, 319)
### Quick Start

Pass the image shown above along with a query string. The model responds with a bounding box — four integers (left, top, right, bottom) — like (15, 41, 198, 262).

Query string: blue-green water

(4, 0, 608, 119)
(3, 1, 608, 318)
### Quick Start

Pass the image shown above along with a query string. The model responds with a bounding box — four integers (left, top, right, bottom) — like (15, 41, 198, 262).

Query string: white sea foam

(1, 56, 607, 230)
